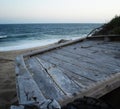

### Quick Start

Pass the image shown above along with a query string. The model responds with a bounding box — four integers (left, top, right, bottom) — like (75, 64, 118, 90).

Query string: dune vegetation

(93, 15, 120, 35)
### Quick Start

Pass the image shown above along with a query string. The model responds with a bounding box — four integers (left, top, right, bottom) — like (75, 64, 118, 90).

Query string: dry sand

(0, 44, 55, 108)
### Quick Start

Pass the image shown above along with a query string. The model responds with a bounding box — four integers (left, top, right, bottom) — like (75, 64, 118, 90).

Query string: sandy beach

(0, 44, 55, 108)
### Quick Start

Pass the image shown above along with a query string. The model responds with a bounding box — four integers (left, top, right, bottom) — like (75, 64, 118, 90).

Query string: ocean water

(0, 23, 101, 51)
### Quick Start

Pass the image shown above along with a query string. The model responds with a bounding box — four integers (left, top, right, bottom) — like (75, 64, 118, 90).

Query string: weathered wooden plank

(55, 65, 95, 88)
(54, 47, 120, 75)
(14, 36, 120, 108)
(62, 45, 120, 69)
(80, 41, 120, 61)
(77, 46, 120, 67)
(77, 45, 120, 66)
(79, 41, 120, 53)
(16, 56, 46, 104)
(38, 54, 105, 82)
(17, 77, 46, 102)
(80, 44, 120, 55)
(102, 42, 120, 48)
(77, 41, 120, 58)
(61, 72, 120, 106)
(53, 49, 113, 75)
(61, 46, 119, 72)
(25, 58, 65, 101)
(78, 40, 120, 51)
(11, 106, 24, 109)
(88, 45, 120, 54)
(65, 40, 120, 53)
(49, 52, 110, 79)
(74, 40, 102, 47)
(35, 56, 95, 88)
(85, 46, 120, 60)
(96, 44, 120, 51)
(35, 57, 82, 96)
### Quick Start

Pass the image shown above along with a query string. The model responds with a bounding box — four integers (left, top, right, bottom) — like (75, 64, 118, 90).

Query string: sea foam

(0, 35, 7, 39)
(0, 36, 83, 51)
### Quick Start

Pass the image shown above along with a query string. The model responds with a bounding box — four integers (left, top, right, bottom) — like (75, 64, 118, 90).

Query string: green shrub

(93, 15, 120, 35)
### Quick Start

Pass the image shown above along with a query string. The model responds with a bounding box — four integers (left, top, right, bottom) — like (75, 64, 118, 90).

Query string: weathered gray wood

(35, 57, 82, 96)
(85, 46, 120, 60)
(76, 41, 120, 58)
(62, 45, 120, 69)
(53, 65, 95, 89)
(66, 44, 120, 65)
(49, 52, 111, 79)
(11, 106, 24, 109)
(35, 56, 95, 88)
(65, 40, 120, 52)
(61, 72, 120, 106)
(74, 40, 102, 48)
(14, 35, 120, 107)
(22, 35, 119, 58)
(25, 58, 65, 101)
(16, 56, 46, 104)
(53, 49, 114, 75)
(88, 45, 120, 54)
(102, 42, 120, 48)
(54, 47, 120, 73)
(96, 44, 120, 51)
(38, 54, 105, 82)
(79, 40, 120, 50)
(77, 46, 120, 67)
(79, 41, 120, 54)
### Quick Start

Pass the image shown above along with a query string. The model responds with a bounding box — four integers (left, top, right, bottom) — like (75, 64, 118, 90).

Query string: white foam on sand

(0, 36, 85, 51)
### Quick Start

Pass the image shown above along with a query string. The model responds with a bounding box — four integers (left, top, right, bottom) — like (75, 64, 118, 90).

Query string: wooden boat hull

(11, 35, 120, 109)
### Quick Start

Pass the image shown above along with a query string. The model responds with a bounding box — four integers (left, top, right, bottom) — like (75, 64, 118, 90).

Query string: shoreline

(0, 36, 84, 52)
(0, 43, 55, 108)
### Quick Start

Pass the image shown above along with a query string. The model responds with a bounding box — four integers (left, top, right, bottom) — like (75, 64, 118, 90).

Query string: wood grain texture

(61, 44, 120, 70)
(36, 56, 95, 88)
(11, 106, 24, 109)
(25, 57, 65, 101)
(53, 49, 114, 75)
(14, 35, 120, 107)
(38, 54, 102, 82)
(54, 49, 112, 73)
(15, 56, 46, 104)
(35, 57, 82, 96)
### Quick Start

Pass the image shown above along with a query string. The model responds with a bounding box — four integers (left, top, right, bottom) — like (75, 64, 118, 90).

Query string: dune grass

(93, 16, 120, 35)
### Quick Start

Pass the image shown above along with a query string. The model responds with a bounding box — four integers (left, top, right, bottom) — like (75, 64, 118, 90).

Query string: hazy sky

(0, 0, 120, 23)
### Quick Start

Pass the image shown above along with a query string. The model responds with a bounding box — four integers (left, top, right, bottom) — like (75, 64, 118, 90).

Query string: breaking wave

(0, 35, 7, 39)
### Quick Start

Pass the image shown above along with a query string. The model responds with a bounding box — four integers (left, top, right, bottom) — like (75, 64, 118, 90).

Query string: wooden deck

(11, 35, 120, 109)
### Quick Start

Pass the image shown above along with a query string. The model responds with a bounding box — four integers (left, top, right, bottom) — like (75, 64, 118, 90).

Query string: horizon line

(0, 22, 103, 25)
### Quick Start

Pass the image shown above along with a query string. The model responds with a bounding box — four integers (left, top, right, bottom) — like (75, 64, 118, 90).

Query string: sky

(0, 0, 120, 24)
